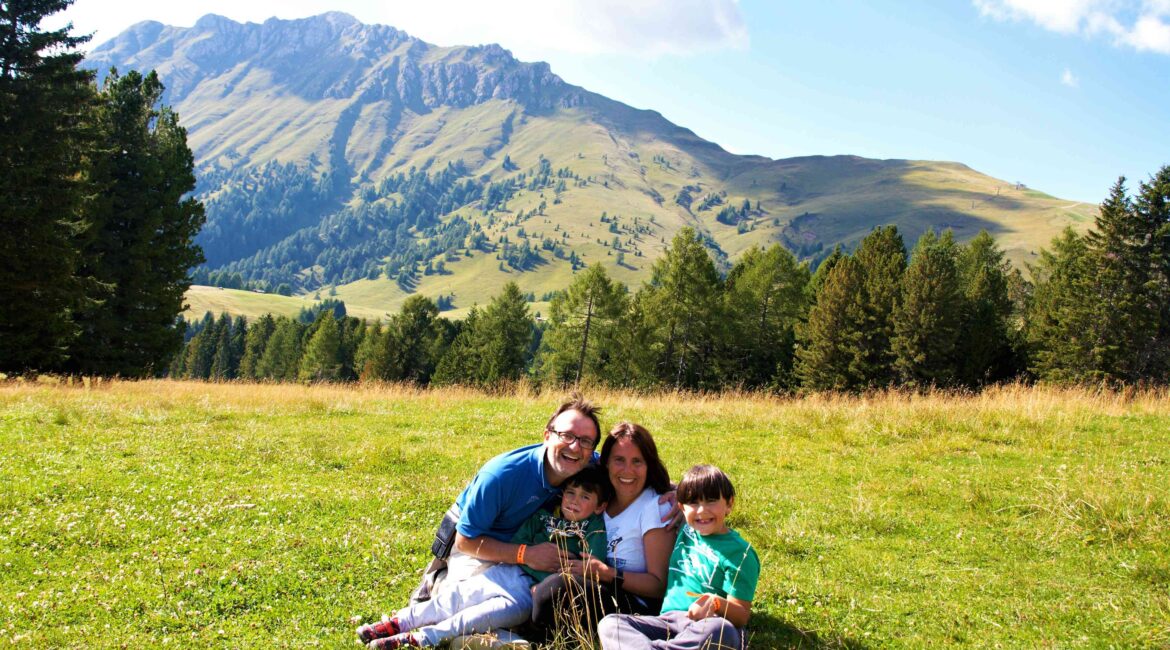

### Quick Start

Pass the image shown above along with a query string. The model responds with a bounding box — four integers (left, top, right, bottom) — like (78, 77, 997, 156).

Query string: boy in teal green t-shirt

(598, 465, 759, 650)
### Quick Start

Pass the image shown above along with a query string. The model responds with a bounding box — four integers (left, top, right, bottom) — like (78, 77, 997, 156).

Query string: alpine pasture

(1, 381, 1168, 648)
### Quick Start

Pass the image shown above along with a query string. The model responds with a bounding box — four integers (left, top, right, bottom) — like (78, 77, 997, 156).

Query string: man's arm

(454, 532, 568, 572)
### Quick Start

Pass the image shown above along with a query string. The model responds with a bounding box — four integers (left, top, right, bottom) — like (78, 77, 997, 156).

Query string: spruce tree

(537, 263, 627, 387)
(0, 0, 95, 372)
(183, 312, 219, 380)
(354, 321, 387, 381)
(238, 314, 276, 379)
(208, 314, 235, 380)
(298, 312, 341, 382)
(722, 245, 809, 389)
(70, 69, 205, 376)
(956, 230, 1016, 386)
(795, 255, 868, 391)
(891, 230, 964, 387)
(641, 228, 724, 389)
(853, 226, 907, 386)
(1025, 228, 1096, 382)
(385, 295, 444, 384)
(432, 308, 482, 386)
(256, 317, 303, 380)
(476, 282, 533, 386)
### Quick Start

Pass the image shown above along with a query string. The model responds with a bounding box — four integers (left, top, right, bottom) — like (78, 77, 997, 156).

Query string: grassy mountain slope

(84, 13, 1097, 322)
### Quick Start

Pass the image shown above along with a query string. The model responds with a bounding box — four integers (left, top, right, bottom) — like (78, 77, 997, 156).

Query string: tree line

(171, 166, 1170, 390)
(1, 1, 204, 377)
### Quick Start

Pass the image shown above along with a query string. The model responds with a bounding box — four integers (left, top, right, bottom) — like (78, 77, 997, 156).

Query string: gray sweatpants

(598, 610, 745, 650)
(395, 563, 534, 647)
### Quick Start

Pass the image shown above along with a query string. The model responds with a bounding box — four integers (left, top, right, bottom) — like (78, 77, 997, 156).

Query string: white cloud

(974, 0, 1170, 54)
(1061, 67, 1080, 86)
(52, 0, 748, 57)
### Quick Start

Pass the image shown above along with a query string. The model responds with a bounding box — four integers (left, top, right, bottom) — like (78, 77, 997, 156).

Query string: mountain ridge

(83, 13, 1095, 319)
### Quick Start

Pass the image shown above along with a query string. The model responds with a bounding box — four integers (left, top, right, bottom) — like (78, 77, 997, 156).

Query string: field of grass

(2, 381, 1167, 648)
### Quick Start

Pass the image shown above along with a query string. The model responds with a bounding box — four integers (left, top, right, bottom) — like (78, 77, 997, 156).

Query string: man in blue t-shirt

(427, 394, 603, 594)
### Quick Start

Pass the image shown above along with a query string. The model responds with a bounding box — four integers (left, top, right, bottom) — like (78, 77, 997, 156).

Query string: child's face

(682, 495, 733, 536)
(561, 484, 606, 522)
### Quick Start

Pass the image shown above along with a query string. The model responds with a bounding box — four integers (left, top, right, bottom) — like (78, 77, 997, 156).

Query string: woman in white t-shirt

(542, 421, 676, 618)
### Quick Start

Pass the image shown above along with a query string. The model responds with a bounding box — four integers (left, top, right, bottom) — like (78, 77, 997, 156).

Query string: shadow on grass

(748, 611, 869, 649)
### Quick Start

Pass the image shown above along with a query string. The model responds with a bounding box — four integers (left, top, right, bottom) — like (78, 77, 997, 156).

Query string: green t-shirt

(661, 524, 760, 614)
(510, 507, 609, 582)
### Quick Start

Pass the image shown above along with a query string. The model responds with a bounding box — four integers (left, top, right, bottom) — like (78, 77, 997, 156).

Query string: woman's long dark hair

(599, 421, 672, 495)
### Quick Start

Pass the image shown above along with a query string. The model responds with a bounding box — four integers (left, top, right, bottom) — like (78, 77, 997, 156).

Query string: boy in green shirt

(598, 465, 759, 650)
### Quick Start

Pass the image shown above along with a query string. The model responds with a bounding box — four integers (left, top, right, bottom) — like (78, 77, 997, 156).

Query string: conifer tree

(1025, 228, 1095, 382)
(298, 312, 341, 382)
(433, 308, 482, 386)
(722, 245, 809, 389)
(384, 295, 445, 384)
(0, 0, 95, 372)
(354, 321, 387, 381)
(208, 314, 236, 380)
(256, 317, 303, 380)
(476, 282, 534, 385)
(238, 314, 276, 379)
(537, 263, 627, 386)
(956, 230, 1016, 386)
(608, 293, 658, 390)
(69, 69, 205, 376)
(853, 226, 906, 386)
(183, 312, 219, 380)
(892, 230, 964, 387)
(640, 228, 724, 389)
(795, 255, 868, 391)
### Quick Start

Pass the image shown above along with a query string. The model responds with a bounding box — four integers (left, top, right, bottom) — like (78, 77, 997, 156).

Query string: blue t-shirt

(454, 443, 561, 542)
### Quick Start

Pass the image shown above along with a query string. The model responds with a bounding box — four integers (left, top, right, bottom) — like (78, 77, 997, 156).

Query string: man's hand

(522, 542, 573, 572)
(658, 490, 683, 530)
(686, 593, 723, 621)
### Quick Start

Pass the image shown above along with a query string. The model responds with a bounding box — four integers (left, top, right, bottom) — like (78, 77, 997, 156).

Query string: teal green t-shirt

(510, 507, 609, 582)
(661, 524, 760, 614)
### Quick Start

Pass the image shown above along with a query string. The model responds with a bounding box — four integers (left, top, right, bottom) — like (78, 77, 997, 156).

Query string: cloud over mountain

(975, 0, 1170, 54)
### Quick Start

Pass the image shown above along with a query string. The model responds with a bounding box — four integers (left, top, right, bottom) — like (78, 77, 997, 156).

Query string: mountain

(84, 13, 1097, 319)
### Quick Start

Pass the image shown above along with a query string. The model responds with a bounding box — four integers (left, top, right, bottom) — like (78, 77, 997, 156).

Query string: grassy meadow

(1, 381, 1168, 648)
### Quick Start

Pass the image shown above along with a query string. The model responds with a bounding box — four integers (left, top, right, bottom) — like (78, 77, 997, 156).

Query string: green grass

(2, 382, 1167, 647)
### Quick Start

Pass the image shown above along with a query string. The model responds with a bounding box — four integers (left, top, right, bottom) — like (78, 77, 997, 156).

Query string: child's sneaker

(370, 633, 419, 649)
(356, 617, 401, 644)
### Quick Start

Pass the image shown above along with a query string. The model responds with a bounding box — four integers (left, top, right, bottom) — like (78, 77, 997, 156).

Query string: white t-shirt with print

(603, 487, 670, 573)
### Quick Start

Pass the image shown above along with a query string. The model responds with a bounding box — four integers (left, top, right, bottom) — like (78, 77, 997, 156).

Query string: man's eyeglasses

(548, 427, 598, 450)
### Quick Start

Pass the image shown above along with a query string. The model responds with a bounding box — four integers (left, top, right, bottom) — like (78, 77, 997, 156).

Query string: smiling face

(560, 483, 606, 522)
(543, 409, 598, 485)
(682, 496, 734, 536)
(606, 437, 648, 504)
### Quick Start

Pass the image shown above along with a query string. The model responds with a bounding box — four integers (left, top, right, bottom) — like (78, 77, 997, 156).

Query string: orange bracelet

(516, 544, 527, 565)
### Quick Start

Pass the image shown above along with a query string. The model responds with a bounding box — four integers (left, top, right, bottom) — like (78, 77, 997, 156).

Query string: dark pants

(528, 573, 662, 641)
(598, 610, 745, 650)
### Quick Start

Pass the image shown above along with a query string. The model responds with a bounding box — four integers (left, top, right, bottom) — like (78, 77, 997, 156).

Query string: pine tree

(853, 226, 906, 386)
(354, 321, 387, 381)
(183, 312, 219, 380)
(891, 230, 964, 387)
(537, 263, 627, 386)
(433, 308, 482, 386)
(721, 245, 809, 389)
(640, 228, 724, 389)
(298, 312, 341, 382)
(69, 69, 205, 376)
(0, 0, 95, 372)
(795, 256, 868, 391)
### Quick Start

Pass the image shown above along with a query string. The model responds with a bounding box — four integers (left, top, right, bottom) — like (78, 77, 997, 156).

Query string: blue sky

(54, 0, 1170, 203)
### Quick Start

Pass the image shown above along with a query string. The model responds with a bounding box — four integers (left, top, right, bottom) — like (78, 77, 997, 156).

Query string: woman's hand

(658, 490, 683, 530)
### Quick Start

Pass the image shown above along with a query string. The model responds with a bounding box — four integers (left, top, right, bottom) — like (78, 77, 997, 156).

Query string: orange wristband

(516, 544, 527, 565)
